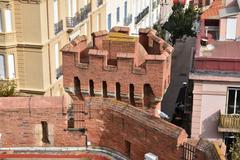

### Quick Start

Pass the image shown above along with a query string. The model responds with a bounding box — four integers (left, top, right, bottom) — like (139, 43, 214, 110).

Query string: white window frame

(226, 88, 240, 114)
(7, 54, 15, 79)
(0, 54, 5, 79)
(5, 10, 12, 32)
(226, 18, 237, 40)
(68, 0, 72, 17)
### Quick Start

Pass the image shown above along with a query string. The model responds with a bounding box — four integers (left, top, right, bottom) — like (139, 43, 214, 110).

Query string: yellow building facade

(0, 0, 106, 95)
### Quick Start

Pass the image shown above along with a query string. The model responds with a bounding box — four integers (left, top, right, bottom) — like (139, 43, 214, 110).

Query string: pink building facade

(190, 0, 240, 155)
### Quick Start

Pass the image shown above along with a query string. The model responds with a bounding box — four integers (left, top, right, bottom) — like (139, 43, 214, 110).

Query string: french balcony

(152, 1, 158, 10)
(218, 113, 240, 133)
(66, 15, 79, 28)
(135, 6, 149, 25)
(124, 14, 132, 26)
(54, 20, 63, 35)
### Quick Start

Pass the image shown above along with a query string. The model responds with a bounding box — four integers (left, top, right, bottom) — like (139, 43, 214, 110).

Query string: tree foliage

(230, 134, 240, 160)
(0, 80, 17, 97)
(163, 3, 200, 45)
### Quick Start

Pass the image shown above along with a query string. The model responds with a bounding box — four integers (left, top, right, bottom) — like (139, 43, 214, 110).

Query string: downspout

(46, 0, 52, 96)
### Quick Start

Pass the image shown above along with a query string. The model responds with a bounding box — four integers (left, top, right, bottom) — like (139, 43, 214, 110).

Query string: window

(117, 7, 120, 22)
(5, 10, 12, 32)
(74, 77, 81, 95)
(96, 14, 100, 31)
(0, 55, 5, 79)
(226, 18, 237, 40)
(103, 81, 107, 97)
(41, 121, 50, 144)
(107, 14, 111, 31)
(227, 88, 240, 114)
(72, 0, 76, 16)
(68, 0, 72, 17)
(54, 0, 59, 24)
(116, 82, 121, 100)
(89, 79, 94, 96)
(8, 54, 15, 79)
(124, 1, 127, 20)
(125, 140, 131, 158)
(0, 11, 2, 32)
(129, 84, 135, 106)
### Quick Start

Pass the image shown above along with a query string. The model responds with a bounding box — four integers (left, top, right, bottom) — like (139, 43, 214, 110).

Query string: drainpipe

(46, 0, 52, 96)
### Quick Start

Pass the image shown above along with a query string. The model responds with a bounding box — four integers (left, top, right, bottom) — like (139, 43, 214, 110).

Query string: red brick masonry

(0, 96, 187, 160)
(61, 27, 174, 116)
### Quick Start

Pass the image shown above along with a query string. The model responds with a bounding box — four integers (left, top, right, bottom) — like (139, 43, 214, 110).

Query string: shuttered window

(0, 55, 5, 79)
(8, 54, 15, 79)
(5, 10, 12, 32)
(226, 18, 237, 40)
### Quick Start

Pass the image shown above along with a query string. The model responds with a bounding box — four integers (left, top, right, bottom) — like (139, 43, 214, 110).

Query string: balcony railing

(124, 14, 132, 26)
(135, 6, 149, 24)
(54, 20, 63, 35)
(97, 0, 103, 7)
(66, 3, 91, 28)
(218, 113, 240, 133)
(152, 1, 158, 10)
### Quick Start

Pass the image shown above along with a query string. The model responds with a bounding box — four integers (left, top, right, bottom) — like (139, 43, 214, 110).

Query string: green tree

(230, 134, 240, 160)
(163, 3, 200, 45)
(0, 80, 17, 97)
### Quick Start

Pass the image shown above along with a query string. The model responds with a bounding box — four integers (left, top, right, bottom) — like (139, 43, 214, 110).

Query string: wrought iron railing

(56, 66, 63, 79)
(219, 113, 240, 129)
(66, 3, 91, 28)
(152, 1, 158, 10)
(135, 6, 149, 24)
(54, 20, 63, 35)
(124, 14, 132, 26)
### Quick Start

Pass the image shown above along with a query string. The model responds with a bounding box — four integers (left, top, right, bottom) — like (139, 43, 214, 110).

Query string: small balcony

(218, 113, 240, 133)
(54, 20, 63, 35)
(124, 14, 132, 26)
(56, 66, 63, 79)
(152, 1, 158, 10)
(135, 6, 149, 25)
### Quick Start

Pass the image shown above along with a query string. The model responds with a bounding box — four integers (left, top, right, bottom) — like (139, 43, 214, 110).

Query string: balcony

(97, 0, 103, 7)
(54, 20, 63, 35)
(135, 6, 149, 25)
(124, 14, 132, 26)
(218, 113, 240, 133)
(152, 1, 158, 10)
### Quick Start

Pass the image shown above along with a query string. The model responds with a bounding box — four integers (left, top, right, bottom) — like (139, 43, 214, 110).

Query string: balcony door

(227, 88, 240, 114)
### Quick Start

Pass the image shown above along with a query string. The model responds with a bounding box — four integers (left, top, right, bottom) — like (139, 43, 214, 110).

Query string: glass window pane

(5, 10, 12, 32)
(236, 90, 240, 114)
(8, 54, 15, 79)
(54, 0, 58, 23)
(228, 89, 235, 114)
(0, 55, 5, 79)
(0, 11, 2, 32)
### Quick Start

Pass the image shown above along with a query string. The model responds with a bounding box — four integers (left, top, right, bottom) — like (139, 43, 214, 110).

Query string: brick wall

(0, 96, 188, 160)
(62, 27, 174, 116)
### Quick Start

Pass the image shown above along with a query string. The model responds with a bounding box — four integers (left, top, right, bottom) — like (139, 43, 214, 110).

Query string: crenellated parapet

(62, 27, 174, 116)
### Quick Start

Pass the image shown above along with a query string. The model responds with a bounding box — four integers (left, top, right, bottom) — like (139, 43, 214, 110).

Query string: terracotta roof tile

(201, 0, 223, 19)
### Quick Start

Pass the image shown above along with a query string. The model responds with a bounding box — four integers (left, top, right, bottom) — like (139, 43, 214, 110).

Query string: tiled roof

(201, 0, 223, 19)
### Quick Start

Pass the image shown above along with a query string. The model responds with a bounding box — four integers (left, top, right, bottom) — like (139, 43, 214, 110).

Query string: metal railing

(152, 1, 158, 10)
(66, 3, 91, 28)
(220, 114, 240, 129)
(124, 14, 132, 26)
(97, 0, 103, 7)
(135, 6, 149, 24)
(54, 20, 63, 35)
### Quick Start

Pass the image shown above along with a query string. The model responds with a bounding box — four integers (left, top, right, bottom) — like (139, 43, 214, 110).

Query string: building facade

(190, 0, 240, 155)
(105, 0, 172, 34)
(0, 0, 106, 96)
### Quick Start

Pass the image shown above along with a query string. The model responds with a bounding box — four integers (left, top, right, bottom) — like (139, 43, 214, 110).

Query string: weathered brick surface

(61, 27, 174, 116)
(0, 96, 188, 160)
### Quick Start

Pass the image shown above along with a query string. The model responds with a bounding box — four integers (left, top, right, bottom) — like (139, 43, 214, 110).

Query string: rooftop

(201, 0, 223, 19)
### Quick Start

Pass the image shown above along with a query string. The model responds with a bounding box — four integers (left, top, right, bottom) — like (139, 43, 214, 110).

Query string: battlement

(62, 27, 174, 116)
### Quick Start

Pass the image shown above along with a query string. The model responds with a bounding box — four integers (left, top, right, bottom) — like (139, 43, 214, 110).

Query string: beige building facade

(0, 0, 106, 95)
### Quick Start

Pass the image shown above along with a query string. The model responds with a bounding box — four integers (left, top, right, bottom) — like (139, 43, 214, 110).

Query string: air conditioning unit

(144, 153, 158, 160)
